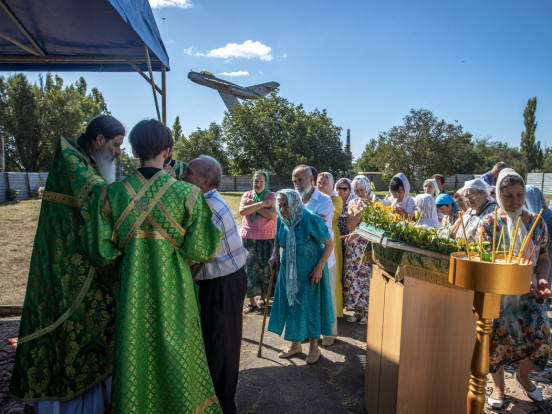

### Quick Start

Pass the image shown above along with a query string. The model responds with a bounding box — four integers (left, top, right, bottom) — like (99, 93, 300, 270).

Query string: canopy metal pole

(0, 0, 45, 56)
(0, 30, 40, 55)
(126, 60, 162, 94)
(162, 65, 167, 125)
(144, 44, 161, 122)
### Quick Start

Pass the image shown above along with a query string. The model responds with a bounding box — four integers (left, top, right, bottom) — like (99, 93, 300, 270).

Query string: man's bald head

(182, 155, 222, 193)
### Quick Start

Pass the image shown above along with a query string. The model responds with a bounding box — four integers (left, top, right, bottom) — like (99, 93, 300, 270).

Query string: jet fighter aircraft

(188, 70, 280, 109)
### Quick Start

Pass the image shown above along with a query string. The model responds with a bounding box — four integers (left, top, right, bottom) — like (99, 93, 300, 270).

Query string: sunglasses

(336, 187, 350, 191)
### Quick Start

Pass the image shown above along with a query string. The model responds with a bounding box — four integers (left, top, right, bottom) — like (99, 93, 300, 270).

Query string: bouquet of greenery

(360, 201, 462, 255)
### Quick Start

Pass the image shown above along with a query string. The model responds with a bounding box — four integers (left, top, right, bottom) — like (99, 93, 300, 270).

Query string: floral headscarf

(423, 178, 441, 197)
(352, 175, 376, 202)
(276, 189, 304, 305)
(251, 170, 270, 222)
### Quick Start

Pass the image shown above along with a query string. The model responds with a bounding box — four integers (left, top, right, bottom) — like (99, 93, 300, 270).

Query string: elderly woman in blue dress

(268, 189, 334, 364)
(479, 169, 552, 409)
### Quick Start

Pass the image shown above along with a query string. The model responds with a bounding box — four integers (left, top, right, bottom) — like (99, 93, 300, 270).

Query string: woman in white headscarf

(385, 173, 415, 218)
(317, 172, 344, 328)
(479, 169, 551, 409)
(451, 178, 497, 241)
(414, 194, 441, 229)
(343, 176, 379, 324)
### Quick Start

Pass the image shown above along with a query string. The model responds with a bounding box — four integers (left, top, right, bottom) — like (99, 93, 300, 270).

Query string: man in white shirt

(183, 155, 248, 414)
(292, 165, 337, 346)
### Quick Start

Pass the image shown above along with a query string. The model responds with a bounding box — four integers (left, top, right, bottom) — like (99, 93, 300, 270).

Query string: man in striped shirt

(183, 155, 248, 414)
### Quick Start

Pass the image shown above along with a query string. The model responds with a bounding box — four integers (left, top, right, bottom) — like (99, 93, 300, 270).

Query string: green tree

(374, 109, 472, 190)
(116, 148, 140, 177)
(171, 116, 184, 143)
(0, 73, 108, 172)
(356, 139, 379, 172)
(222, 93, 350, 184)
(172, 122, 230, 173)
(520, 96, 543, 172)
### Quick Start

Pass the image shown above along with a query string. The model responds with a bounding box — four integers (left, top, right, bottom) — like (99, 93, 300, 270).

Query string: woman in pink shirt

(239, 171, 277, 313)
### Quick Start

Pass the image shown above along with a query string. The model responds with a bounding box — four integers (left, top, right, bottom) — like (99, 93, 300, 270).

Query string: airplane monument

(188, 70, 280, 109)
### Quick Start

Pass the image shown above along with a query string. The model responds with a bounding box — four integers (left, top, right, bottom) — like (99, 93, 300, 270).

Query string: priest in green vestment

(9, 116, 126, 411)
(81, 119, 223, 413)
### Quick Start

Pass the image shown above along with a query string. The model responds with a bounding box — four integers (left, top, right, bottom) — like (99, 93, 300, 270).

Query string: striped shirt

(194, 189, 248, 281)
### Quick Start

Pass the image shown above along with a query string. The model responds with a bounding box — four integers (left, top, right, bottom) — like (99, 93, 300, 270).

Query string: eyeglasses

(464, 193, 480, 200)
(336, 187, 350, 191)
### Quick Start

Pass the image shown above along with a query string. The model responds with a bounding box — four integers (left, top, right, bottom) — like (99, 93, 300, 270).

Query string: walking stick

(257, 264, 277, 357)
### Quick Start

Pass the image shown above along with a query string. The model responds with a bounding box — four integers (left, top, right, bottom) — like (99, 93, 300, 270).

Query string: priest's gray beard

(95, 144, 116, 184)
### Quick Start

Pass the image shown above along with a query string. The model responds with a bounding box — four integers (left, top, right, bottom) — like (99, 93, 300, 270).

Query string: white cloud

(282, 53, 287, 58)
(220, 71, 249, 77)
(191, 40, 272, 61)
(183, 47, 194, 55)
(150, 0, 192, 9)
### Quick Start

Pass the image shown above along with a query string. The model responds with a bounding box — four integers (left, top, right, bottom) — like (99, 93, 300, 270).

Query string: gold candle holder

(449, 252, 532, 414)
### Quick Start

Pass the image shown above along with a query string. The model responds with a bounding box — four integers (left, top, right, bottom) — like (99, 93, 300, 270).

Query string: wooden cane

(258, 265, 277, 357)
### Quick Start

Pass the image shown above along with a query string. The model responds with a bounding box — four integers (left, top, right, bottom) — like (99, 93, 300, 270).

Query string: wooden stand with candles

(449, 252, 532, 414)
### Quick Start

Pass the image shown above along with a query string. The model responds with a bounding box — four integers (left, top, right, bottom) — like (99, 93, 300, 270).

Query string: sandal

(359, 316, 368, 325)
(258, 300, 266, 309)
(243, 304, 257, 314)
(347, 312, 362, 323)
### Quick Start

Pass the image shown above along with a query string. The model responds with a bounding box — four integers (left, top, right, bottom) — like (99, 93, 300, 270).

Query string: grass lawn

(0, 193, 243, 305)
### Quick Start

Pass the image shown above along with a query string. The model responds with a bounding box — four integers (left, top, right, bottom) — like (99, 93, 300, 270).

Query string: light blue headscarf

(525, 185, 546, 214)
(424, 178, 441, 197)
(276, 189, 304, 306)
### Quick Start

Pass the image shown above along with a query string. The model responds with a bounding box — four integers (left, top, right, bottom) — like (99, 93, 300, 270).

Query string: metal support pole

(161, 65, 167, 125)
(144, 44, 161, 122)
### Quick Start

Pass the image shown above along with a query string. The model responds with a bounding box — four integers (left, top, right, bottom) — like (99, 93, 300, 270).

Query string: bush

(6, 189, 20, 201)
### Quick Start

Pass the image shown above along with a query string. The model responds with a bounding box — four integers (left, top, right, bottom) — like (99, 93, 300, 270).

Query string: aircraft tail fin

(245, 82, 280, 97)
(218, 91, 240, 109)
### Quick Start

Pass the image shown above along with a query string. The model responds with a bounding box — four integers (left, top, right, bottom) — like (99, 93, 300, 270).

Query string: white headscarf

(335, 178, 357, 205)
(458, 178, 490, 198)
(414, 194, 441, 229)
(320, 172, 337, 197)
(495, 168, 533, 264)
(389, 173, 414, 214)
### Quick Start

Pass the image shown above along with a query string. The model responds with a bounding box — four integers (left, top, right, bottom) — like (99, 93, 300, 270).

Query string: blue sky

(8, 0, 552, 160)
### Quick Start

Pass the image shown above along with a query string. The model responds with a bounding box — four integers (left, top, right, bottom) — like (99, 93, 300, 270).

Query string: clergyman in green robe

(9, 116, 126, 412)
(81, 119, 223, 413)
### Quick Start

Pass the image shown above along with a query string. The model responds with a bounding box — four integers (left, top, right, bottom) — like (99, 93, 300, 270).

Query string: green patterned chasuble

(84, 170, 223, 413)
(10, 137, 117, 402)
(172, 159, 188, 177)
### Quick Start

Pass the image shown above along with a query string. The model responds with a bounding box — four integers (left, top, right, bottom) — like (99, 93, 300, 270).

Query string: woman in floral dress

(479, 169, 552, 409)
(343, 176, 377, 324)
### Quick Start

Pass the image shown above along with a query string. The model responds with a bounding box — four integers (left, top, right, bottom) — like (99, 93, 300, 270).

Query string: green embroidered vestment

(85, 171, 223, 413)
(10, 137, 118, 402)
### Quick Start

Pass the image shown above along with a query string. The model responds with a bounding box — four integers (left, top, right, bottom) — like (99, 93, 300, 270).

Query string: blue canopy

(0, 0, 169, 72)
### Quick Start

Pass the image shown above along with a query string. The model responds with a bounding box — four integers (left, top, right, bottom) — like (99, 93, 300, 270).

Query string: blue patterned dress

(268, 209, 335, 342)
